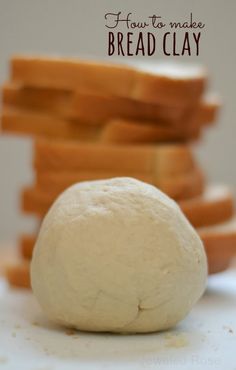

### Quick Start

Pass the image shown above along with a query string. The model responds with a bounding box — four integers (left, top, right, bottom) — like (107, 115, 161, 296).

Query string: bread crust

(132, 69, 206, 105)
(0, 108, 200, 144)
(6, 263, 30, 289)
(100, 118, 200, 143)
(1, 108, 100, 140)
(200, 231, 236, 274)
(33, 139, 195, 177)
(11, 56, 135, 98)
(11, 56, 207, 105)
(179, 186, 234, 227)
(2, 84, 218, 126)
(19, 234, 36, 260)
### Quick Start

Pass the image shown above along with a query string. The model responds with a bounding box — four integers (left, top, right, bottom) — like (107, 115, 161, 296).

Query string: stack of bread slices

(1, 56, 236, 288)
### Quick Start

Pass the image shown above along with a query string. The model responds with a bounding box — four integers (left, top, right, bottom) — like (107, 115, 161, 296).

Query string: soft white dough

(31, 177, 207, 333)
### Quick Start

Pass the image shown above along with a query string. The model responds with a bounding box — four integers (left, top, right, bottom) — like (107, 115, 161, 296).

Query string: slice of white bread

(130, 61, 207, 105)
(33, 138, 195, 177)
(10, 56, 134, 100)
(5, 262, 30, 289)
(2, 84, 219, 127)
(10, 56, 207, 105)
(179, 185, 234, 227)
(201, 93, 221, 126)
(100, 118, 200, 143)
(0, 107, 101, 140)
(19, 234, 36, 260)
(1, 108, 201, 143)
(72, 91, 218, 127)
(35, 171, 153, 192)
(2, 83, 73, 118)
(198, 217, 236, 274)
(72, 91, 213, 126)
(34, 165, 203, 199)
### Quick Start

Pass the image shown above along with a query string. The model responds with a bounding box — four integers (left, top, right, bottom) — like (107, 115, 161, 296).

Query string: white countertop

(0, 268, 236, 370)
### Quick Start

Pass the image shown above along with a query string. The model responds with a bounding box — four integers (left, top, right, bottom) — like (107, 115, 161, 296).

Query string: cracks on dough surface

(80, 288, 136, 311)
(79, 289, 103, 310)
(113, 297, 172, 331)
(139, 297, 172, 311)
(79, 287, 172, 331)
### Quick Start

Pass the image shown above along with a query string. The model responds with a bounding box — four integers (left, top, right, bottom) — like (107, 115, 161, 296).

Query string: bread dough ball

(31, 177, 207, 333)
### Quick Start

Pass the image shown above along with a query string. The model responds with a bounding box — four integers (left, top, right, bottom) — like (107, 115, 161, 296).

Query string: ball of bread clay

(31, 177, 207, 333)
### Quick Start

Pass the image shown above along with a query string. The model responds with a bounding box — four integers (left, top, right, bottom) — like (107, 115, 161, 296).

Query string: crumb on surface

(223, 325, 233, 334)
(32, 321, 40, 326)
(164, 332, 188, 348)
(65, 328, 77, 336)
(0, 356, 8, 364)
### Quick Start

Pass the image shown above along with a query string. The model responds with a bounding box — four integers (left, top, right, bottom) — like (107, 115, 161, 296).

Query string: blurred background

(0, 0, 235, 243)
